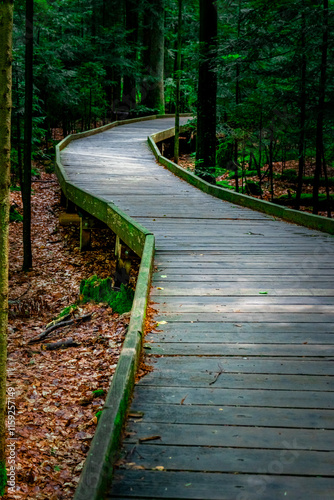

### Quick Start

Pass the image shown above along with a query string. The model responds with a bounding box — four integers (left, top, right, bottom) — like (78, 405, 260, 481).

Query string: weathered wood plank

(143, 356, 334, 375)
(109, 470, 334, 499)
(124, 422, 334, 450)
(145, 342, 334, 356)
(138, 370, 333, 390)
(129, 403, 334, 428)
(132, 386, 334, 408)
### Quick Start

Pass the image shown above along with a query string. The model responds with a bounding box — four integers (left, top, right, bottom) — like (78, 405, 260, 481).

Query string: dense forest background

(10, 0, 334, 216)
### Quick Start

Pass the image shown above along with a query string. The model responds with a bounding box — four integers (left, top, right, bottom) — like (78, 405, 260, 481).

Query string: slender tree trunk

(234, 0, 241, 190)
(104, 0, 124, 119)
(195, 0, 217, 183)
(296, 2, 306, 211)
(22, 0, 33, 271)
(141, 0, 165, 113)
(313, 0, 328, 215)
(16, 71, 23, 187)
(123, 0, 138, 113)
(322, 146, 331, 217)
(269, 140, 274, 202)
(0, 1, 13, 494)
(174, 0, 182, 164)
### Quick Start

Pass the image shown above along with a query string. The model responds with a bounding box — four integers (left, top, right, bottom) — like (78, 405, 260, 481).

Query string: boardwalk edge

(54, 116, 161, 499)
(72, 235, 155, 500)
(149, 128, 334, 235)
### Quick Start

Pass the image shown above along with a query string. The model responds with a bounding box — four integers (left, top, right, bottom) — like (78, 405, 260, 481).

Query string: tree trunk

(296, 1, 306, 211)
(140, 0, 165, 114)
(123, 0, 138, 113)
(195, 0, 217, 183)
(313, 0, 328, 215)
(0, 1, 13, 494)
(22, 0, 33, 271)
(174, 0, 182, 164)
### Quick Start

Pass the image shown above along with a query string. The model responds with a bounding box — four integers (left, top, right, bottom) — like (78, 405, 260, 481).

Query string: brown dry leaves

(5, 169, 138, 499)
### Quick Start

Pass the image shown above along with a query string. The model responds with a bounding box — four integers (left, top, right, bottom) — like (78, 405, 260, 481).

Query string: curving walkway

(61, 117, 334, 499)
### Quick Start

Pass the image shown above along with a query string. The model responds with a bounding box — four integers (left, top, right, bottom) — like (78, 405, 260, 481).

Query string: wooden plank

(145, 342, 334, 357)
(151, 296, 334, 306)
(147, 331, 334, 344)
(109, 470, 334, 499)
(151, 285, 334, 296)
(124, 422, 334, 450)
(154, 312, 334, 322)
(139, 370, 333, 391)
(129, 403, 334, 428)
(132, 386, 334, 408)
(144, 356, 334, 375)
(149, 321, 334, 335)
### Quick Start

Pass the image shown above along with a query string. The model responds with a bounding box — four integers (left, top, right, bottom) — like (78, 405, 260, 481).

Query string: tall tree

(141, 0, 165, 113)
(174, 0, 182, 163)
(313, 0, 329, 215)
(296, 0, 307, 210)
(22, 0, 33, 270)
(0, 0, 14, 494)
(195, 0, 217, 183)
(123, 0, 139, 112)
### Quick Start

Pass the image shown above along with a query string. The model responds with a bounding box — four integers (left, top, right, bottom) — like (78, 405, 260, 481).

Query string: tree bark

(22, 0, 34, 270)
(296, 2, 306, 211)
(313, 0, 328, 215)
(140, 0, 165, 114)
(195, 0, 217, 183)
(174, 0, 182, 164)
(0, 1, 13, 494)
(123, 0, 139, 113)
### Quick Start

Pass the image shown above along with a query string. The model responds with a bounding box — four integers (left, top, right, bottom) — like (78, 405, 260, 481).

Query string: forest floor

(179, 153, 334, 218)
(5, 167, 141, 500)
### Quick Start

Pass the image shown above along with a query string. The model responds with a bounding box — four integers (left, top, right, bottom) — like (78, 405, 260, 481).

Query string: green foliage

(244, 170, 259, 177)
(245, 180, 263, 196)
(93, 389, 105, 397)
(95, 410, 103, 421)
(216, 179, 235, 190)
(56, 304, 78, 319)
(79, 276, 134, 315)
(10, 207, 23, 223)
(280, 169, 298, 183)
(277, 192, 334, 207)
(0, 461, 6, 497)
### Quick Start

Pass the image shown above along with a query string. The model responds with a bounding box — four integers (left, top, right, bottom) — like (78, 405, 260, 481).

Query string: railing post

(80, 215, 94, 251)
(114, 236, 131, 286)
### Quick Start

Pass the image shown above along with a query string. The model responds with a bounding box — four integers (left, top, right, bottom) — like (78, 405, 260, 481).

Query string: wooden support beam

(66, 198, 76, 213)
(60, 189, 67, 208)
(114, 236, 132, 286)
(80, 215, 95, 251)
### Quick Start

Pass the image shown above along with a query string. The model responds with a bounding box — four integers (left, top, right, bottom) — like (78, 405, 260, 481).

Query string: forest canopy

(10, 0, 334, 215)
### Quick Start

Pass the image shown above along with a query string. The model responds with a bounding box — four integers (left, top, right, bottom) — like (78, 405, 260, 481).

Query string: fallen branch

(209, 363, 225, 386)
(28, 313, 92, 344)
(42, 338, 80, 350)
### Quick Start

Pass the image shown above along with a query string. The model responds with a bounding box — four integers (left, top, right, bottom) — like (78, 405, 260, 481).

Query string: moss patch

(79, 275, 134, 314)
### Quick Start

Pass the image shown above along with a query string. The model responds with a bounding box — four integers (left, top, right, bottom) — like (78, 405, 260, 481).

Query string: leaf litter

(6, 168, 140, 499)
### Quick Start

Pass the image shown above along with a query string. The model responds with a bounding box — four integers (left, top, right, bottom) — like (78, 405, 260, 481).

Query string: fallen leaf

(139, 435, 161, 442)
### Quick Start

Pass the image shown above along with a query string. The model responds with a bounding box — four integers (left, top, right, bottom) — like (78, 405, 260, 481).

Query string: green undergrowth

(79, 275, 134, 314)
(0, 461, 7, 497)
(57, 304, 78, 319)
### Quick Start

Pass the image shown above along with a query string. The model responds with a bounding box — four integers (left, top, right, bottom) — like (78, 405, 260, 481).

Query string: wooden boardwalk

(61, 117, 334, 500)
